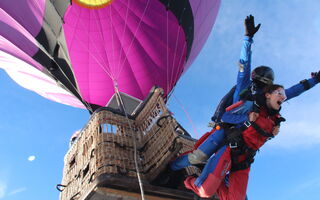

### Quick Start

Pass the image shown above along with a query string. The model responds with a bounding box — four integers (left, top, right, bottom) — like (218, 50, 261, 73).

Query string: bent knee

(188, 149, 208, 164)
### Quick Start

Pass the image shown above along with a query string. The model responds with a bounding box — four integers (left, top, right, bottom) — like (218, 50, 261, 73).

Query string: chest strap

(243, 121, 274, 140)
(224, 121, 274, 172)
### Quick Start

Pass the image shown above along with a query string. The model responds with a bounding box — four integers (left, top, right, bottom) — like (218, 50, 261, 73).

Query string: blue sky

(1, 1, 320, 200)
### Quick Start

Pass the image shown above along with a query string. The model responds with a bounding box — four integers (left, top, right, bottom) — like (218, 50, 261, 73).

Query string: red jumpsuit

(184, 107, 281, 200)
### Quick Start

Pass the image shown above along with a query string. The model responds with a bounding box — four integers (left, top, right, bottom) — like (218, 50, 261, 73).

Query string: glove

(244, 15, 261, 38)
(275, 117, 286, 126)
(311, 71, 320, 82)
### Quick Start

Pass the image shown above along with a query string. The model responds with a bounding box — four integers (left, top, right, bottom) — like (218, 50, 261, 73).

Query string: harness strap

(224, 120, 275, 172)
(230, 148, 256, 172)
(222, 128, 256, 171)
(243, 121, 274, 140)
(223, 125, 260, 172)
(223, 127, 243, 149)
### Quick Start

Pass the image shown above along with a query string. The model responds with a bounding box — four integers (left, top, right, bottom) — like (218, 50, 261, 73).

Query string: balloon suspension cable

(172, 94, 199, 138)
(113, 82, 146, 200)
(50, 59, 94, 113)
(164, 1, 187, 100)
(114, 0, 151, 80)
(30, 1, 94, 113)
(28, 2, 94, 113)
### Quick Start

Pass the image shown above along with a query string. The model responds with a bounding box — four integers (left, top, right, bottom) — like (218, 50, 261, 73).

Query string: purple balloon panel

(0, 0, 221, 110)
(185, 0, 221, 70)
(0, 0, 46, 57)
(0, 0, 45, 35)
(0, 35, 43, 71)
(0, 47, 84, 108)
(63, 0, 187, 106)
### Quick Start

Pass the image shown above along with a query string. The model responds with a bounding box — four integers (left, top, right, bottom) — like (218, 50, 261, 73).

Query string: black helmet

(251, 66, 274, 85)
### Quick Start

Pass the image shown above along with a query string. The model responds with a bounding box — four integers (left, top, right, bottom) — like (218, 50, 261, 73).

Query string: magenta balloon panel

(0, 0, 220, 112)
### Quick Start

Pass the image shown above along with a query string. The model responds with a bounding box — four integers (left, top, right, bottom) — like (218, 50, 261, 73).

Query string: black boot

(151, 165, 187, 189)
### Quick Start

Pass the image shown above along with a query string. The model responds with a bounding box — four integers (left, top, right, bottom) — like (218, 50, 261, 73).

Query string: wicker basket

(59, 88, 197, 200)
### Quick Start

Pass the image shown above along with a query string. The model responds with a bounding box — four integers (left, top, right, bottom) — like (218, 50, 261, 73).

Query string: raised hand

(245, 15, 261, 38)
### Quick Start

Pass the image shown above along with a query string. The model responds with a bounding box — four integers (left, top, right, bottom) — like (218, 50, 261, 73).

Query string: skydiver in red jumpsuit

(184, 84, 286, 199)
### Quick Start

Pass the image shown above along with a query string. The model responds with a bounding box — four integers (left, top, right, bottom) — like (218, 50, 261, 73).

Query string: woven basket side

(60, 88, 198, 200)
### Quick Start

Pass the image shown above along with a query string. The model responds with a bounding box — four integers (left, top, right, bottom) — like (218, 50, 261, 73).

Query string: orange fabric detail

(226, 100, 244, 112)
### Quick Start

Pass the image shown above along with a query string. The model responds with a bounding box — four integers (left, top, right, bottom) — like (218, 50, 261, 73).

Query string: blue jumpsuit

(170, 36, 319, 171)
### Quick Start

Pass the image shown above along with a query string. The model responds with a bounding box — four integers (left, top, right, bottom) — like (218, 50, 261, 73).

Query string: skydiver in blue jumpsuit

(170, 15, 320, 171)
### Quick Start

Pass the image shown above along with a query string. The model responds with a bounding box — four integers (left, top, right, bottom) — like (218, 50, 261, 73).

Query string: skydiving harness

(224, 120, 274, 172)
(221, 99, 284, 172)
(223, 114, 285, 172)
(212, 90, 286, 171)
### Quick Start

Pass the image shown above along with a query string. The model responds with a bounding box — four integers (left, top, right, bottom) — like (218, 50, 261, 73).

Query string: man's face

(265, 88, 286, 110)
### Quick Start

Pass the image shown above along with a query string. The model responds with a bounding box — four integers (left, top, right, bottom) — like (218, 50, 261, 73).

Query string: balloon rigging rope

(168, 0, 189, 94)
(170, 0, 190, 92)
(107, 2, 148, 191)
(168, 26, 181, 92)
(20, 4, 93, 111)
(108, 2, 116, 77)
(170, 41, 187, 93)
(115, 0, 151, 80)
(164, 2, 197, 137)
(62, 3, 145, 198)
(166, 38, 187, 102)
(49, 57, 94, 112)
(168, 1, 220, 137)
(172, 94, 199, 138)
(166, 7, 169, 97)
(75, 12, 114, 79)
(114, 84, 146, 200)
(22, 0, 95, 112)
(115, 0, 131, 79)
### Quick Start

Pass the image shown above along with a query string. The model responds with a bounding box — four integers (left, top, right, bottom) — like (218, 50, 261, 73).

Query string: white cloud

(270, 121, 320, 149)
(28, 155, 36, 162)
(8, 187, 27, 196)
(280, 176, 320, 200)
(0, 181, 7, 199)
(296, 178, 320, 191)
(268, 99, 320, 149)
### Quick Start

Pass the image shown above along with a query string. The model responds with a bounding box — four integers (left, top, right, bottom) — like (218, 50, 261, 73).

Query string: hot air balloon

(0, 0, 220, 113)
(0, 0, 220, 199)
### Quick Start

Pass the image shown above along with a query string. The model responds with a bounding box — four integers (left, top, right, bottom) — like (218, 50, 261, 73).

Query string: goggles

(272, 89, 287, 101)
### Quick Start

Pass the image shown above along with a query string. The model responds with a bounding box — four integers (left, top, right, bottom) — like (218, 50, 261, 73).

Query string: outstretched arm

(210, 16, 261, 123)
(285, 71, 320, 100)
(233, 15, 261, 103)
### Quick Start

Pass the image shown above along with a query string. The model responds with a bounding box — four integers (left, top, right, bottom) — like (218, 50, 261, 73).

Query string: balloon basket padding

(59, 88, 201, 200)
